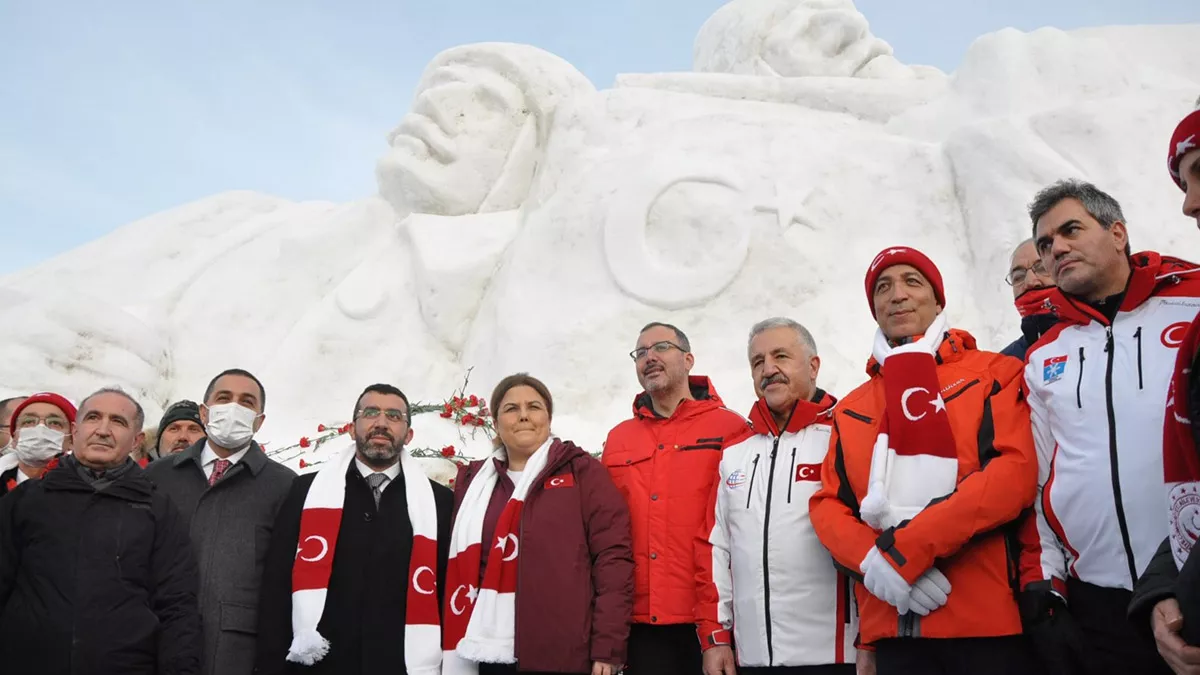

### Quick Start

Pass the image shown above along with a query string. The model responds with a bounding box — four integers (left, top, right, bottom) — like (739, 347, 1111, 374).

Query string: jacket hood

(748, 389, 837, 436)
(632, 375, 726, 419)
(1044, 251, 1200, 326)
(866, 328, 977, 377)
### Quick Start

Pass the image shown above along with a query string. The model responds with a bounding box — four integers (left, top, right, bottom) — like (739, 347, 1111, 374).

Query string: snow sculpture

(376, 43, 595, 219)
(694, 0, 939, 80)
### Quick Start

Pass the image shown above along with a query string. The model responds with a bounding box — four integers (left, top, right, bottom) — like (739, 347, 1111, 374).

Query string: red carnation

(468, 394, 478, 406)
(440, 445, 456, 458)
(5, 478, 15, 492)
(474, 417, 486, 426)
(443, 402, 453, 413)
(298, 459, 308, 469)
(462, 413, 475, 425)
(340, 423, 352, 433)
(439, 411, 452, 419)
(299, 437, 311, 448)
(317, 424, 326, 432)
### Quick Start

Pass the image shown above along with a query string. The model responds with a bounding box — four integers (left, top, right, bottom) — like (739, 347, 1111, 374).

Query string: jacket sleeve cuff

(876, 527, 932, 584)
(697, 624, 733, 651)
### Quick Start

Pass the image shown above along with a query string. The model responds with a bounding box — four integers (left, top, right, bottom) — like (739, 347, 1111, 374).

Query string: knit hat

(156, 400, 203, 451)
(864, 246, 946, 317)
(1169, 109, 1200, 191)
(9, 392, 77, 436)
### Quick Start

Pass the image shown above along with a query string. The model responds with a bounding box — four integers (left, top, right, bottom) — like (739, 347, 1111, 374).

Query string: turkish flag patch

(795, 464, 821, 482)
(544, 473, 576, 489)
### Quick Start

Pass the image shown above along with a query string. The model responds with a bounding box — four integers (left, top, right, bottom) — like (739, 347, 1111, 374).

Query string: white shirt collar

(355, 458, 400, 482)
(202, 441, 251, 468)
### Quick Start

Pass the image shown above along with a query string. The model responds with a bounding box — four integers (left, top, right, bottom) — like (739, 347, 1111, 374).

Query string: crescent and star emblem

(495, 533, 520, 562)
(1163, 322, 1190, 348)
(798, 466, 815, 480)
(298, 535, 329, 563)
(549, 477, 565, 487)
(450, 584, 478, 615)
(412, 566, 435, 595)
(900, 387, 946, 422)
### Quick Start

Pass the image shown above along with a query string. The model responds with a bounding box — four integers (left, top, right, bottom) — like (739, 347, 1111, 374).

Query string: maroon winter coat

(452, 438, 634, 673)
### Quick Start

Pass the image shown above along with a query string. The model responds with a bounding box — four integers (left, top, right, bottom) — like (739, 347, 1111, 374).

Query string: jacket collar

(172, 439, 269, 476)
(866, 328, 976, 377)
(1044, 251, 1200, 326)
(41, 457, 154, 503)
(748, 389, 837, 437)
(632, 375, 725, 420)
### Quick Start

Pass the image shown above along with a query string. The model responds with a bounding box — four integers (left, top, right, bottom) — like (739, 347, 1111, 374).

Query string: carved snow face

(378, 58, 531, 218)
(759, 0, 891, 77)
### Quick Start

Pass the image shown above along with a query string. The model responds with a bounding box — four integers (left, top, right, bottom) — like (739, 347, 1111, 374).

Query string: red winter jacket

(452, 439, 633, 673)
(601, 376, 753, 625)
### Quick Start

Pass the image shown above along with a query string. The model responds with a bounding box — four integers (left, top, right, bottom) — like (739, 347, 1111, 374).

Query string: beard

(356, 430, 405, 468)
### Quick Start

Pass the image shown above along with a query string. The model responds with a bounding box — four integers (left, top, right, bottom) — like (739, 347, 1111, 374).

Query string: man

(256, 383, 452, 675)
(145, 370, 294, 675)
(0, 396, 26, 454)
(602, 322, 752, 675)
(696, 318, 857, 675)
(155, 399, 206, 458)
(0, 387, 200, 675)
(0, 393, 73, 497)
(1002, 238, 1057, 359)
(1020, 179, 1200, 675)
(810, 246, 1038, 673)
(1129, 107, 1200, 675)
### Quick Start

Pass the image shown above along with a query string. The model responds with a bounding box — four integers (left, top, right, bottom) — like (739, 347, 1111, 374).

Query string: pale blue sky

(2, 0, 1197, 275)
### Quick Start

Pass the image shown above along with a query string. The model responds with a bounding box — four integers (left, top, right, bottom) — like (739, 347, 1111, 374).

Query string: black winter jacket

(0, 459, 202, 675)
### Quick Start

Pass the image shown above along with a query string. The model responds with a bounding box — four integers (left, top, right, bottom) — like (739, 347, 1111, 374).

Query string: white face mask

(15, 425, 65, 466)
(204, 403, 259, 449)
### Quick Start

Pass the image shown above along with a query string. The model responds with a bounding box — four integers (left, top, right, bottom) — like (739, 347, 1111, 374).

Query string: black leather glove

(1019, 587, 1087, 675)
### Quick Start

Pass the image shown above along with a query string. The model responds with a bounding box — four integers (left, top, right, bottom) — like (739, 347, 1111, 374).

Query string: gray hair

(1028, 180, 1130, 254)
(79, 387, 146, 430)
(748, 317, 818, 356)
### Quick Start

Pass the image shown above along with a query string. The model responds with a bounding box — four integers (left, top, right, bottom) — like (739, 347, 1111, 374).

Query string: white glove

(860, 546, 912, 615)
(908, 567, 952, 616)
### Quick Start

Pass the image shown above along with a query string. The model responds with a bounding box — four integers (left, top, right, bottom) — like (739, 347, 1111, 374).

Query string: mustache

(366, 429, 394, 442)
(760, 374, 788, 390)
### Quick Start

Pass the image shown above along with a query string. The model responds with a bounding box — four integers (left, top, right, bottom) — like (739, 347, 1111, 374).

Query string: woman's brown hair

(489, 373, 554, 421)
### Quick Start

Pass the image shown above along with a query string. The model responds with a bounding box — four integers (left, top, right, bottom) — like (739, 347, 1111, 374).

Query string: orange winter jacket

(602, 376, 753, 625)
(809, 329, 1038, 645)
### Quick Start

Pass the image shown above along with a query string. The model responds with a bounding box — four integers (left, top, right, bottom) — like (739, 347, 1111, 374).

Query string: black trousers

(741, 665, 855, 674)
(875, 636, 1037, 675)
(624, 623, 702, 675)
(1067, 578, 1171, 675)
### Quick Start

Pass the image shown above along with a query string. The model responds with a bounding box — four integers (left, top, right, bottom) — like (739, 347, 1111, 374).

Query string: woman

(443, 373, 632, 675)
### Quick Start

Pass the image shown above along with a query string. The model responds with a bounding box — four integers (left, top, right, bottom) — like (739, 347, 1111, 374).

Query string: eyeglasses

(629, 341, 688, 362)
(16, 414, 69, 432)
(1005, 260, 1049, 286)
(357, 407, 408, 423)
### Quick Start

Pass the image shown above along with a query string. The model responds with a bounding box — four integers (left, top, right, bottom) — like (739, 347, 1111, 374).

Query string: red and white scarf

(287, 444, 442, 675)
(861, 313, 959, 531)
(1165, 315, 1200, 570)
(442, 438, 553, 675)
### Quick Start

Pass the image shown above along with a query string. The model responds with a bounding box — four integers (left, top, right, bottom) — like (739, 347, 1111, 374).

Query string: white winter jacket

(1022, 253, 1200, 592)
(695, 393, 857, 667)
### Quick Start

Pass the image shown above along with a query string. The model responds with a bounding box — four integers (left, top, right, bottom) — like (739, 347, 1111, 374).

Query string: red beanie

(9, 393, 77, 436)
(865, 246, 946, 317)
(1169, 109, 1200, 191)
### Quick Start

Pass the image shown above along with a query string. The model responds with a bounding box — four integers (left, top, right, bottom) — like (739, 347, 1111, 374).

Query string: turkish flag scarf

(287, 445, 442, 674)
(861, 312, 960, 531)
(1165, 315, 1200, 570)
(442, 438, 553, 675)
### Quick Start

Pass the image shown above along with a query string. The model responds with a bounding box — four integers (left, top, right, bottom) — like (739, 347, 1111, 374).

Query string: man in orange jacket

(810, 247, 1039, 674)
(602, 322, 752, 675)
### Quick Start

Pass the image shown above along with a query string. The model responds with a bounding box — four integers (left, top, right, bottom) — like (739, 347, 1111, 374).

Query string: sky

(2, 0, 1197, 276)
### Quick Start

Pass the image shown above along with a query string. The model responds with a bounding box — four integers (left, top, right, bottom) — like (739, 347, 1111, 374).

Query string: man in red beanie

(0, 393, 75, 497)
(1020, 178, 1200, 675)
(811, 246, 1038, 674)
(1129, 105, 1200, 675)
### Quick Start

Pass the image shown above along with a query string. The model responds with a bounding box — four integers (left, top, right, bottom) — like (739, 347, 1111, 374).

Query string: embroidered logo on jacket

(544, 474, 575, 489)
(1163, 322, 1190, 348)
(795, 464, 821, 482)
(1043, 355, 1068, 384)
(726, 470, 747, 489)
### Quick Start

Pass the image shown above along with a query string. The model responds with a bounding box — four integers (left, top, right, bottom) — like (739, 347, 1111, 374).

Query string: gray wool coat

(145, 440, 295, 675)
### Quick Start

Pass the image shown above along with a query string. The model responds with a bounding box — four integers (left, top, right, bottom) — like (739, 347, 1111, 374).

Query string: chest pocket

(674, 437, 724, 500)
(602, 442, 654, 501)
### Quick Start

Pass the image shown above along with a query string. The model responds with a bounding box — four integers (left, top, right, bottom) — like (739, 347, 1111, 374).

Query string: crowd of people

(0, 109, 1198, 675)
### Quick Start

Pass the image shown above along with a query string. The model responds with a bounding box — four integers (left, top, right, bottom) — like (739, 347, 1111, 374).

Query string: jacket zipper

(787, 447, 797, 504)
(761, 438, 780, 665)
(1075, 347, 1086, 409)
(746, 456, 759, 509)
(1104, 324, 1139, 585)
(1135, 326, 1144, 390)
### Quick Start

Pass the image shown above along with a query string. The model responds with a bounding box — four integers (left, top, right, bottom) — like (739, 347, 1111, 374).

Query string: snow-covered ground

(3, 2, 1199, 479)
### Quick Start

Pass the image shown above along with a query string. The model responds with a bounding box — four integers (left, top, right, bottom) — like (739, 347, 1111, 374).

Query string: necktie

(365, 472, 389, 508)
(209, 459, 232, 487)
